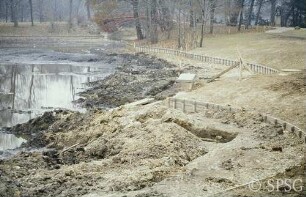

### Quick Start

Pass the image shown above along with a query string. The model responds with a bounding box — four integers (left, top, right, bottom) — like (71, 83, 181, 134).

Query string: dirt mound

(1, 102, 304, 197)
(78, 53, 180, 108)
(0, 104, 207, 196)
(266, 73, 305, 96)
(5, 110, 78, 148)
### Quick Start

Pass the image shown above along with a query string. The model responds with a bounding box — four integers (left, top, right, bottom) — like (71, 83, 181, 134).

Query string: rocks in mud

(221, 159, 234, 170)
(42, 150, 62, 168)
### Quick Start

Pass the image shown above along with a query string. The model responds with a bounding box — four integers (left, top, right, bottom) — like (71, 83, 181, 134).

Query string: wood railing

(134, 45, 279, 75)
(167, 97, 306, 144)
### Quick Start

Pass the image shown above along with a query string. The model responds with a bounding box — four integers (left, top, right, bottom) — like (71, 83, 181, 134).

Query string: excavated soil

(77, 52, 180, 108)
(0, 102, 304, 197)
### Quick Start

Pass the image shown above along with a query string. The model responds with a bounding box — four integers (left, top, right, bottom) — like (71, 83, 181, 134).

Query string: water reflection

(0, 63, 114, 127)
(0, 132, 26, 151)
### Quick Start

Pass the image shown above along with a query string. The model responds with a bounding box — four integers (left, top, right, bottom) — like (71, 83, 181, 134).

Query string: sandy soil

(143, 48, 305, 130)
(1, 101, 304, 197)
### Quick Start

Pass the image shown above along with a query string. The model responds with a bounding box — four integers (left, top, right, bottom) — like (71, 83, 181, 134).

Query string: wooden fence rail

(134, 45, 279, 75)
(167, 97, 306, 144)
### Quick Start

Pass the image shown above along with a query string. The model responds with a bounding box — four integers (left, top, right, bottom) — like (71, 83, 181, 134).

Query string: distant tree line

(90, 0, 306, 46)
(0, 0, 92, 28)
(0, 0, 304, 40)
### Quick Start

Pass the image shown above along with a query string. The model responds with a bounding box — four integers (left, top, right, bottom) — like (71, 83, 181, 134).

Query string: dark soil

(77, 52, 180, 108)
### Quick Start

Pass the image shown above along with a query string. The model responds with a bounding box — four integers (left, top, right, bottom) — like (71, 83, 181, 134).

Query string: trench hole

(167, 118, 238, 143)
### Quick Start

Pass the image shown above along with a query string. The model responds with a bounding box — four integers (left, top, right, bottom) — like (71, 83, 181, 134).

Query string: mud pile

(78, 53, 180, 108)
(1, 101, 305, 197)
(0, 104, 207, 197)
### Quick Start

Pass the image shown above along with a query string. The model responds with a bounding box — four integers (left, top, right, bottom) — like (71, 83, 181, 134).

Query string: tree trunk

(284, 5, 294, 27)
(132, 0, 144, 40)
(189, 0, 194, 27)
(5, 0, 8, 23)
(159, 0, 172, 38)
(86, 1, 91, 20)
(270, 0, 276, 26)
(255, 0, 263, 25)
(20, 2, 24, 22)
(29, 0, 34, 26)
(178, 6, 181, 48)
(68, 0, 73, 31)
(145, 4, 150, 39)
(150, 0, 158, 44)
(224, 0, 231, 26)
(200, 8, 205, 47)
(246, 0, 255, 29)
(209, 0, 216, 34)
(199, 0, 206, 47)
(11, 0, 18, 27)
(54, 0, 58, 22)
(38, 0, 43, 22)
(238, 0, 244, 31)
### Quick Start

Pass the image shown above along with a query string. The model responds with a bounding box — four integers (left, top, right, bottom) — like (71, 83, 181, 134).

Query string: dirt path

(265, 27, 295, 34)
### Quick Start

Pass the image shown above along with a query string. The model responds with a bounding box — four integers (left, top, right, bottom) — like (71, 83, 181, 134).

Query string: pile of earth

(266, 73, 305, 96)
(77, 53, 180, 108)
(1, 100, 304, 197)
(0, 104, 207, 197)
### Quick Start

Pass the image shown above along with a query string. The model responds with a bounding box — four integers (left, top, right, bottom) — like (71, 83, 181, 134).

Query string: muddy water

(0, 48, 116, 151)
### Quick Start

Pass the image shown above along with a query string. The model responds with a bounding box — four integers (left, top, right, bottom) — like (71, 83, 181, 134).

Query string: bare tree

(209, 0, 216, 34)
(224, 0, 231, 25)
(29, 0, 34, 26)
(68, 0, 73, 31)
(198, 0, 207, 47)
(159, 0, 172, 39)
(38, 0, 44, 23)
(189, 0, 194, 27)
(177, 3, 181, 48)
(5, 0, 9, 22)
(11, 0, 18, 27)
(86, 0, 91, 20)
(270, 0, 277, 26)
(131, 0, 144, 40)
(246, 0, 255, 28)
(238, 0, 245, 31)
(150, 0, 158, 44)
(255, 0, 263, 25)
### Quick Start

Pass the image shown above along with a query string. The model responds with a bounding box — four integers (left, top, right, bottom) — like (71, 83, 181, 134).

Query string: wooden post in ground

(239, 58, 242, 81)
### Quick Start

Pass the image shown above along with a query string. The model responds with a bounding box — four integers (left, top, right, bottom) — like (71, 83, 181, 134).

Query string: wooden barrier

(167, 98, 306, 144)
(134, 45, 279, 75)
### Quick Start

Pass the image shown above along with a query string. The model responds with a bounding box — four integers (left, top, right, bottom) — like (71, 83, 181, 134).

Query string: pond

(0, 48, 116, 152)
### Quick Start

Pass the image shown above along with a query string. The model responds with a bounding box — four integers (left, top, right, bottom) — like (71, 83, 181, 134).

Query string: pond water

(0, 48, 116, 151)
(0, 132, 26, 151)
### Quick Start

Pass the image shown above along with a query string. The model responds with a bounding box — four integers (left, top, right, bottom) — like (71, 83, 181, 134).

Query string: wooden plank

(207, 62, 239, 83)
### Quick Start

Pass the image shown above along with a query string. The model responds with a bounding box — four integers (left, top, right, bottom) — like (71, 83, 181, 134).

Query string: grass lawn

(190, 30, 306, 70)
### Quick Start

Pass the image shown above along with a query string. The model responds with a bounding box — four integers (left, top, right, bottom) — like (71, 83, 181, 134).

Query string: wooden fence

(167, 97, 306, 144)
(134, 45, 279, 75)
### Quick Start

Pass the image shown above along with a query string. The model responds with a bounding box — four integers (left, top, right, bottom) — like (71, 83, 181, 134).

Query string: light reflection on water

(0, 132, 26, 151)
(0, 62, 114, 151)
